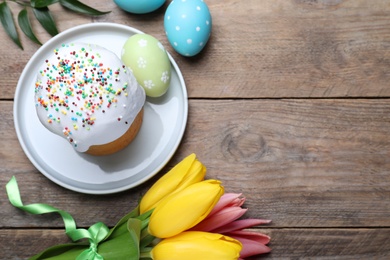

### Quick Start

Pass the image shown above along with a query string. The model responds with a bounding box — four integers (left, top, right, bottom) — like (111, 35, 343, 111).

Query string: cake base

(86, 108, 144, 156)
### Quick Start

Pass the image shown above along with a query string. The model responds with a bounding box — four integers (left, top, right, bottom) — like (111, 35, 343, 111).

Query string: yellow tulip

(148, 180, 224, 238)
(140, 153, 206, 214)
(150, 231, 242, 260)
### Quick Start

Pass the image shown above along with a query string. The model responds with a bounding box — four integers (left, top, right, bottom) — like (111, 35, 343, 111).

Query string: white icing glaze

(34, 43, 145, 152)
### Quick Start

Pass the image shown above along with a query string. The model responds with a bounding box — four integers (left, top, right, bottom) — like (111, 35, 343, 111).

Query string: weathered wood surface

(1, 0, 390, 99)
(1, 99, 390, 258)
(1, 0, 390, 259)
(1, 228, 390, 259)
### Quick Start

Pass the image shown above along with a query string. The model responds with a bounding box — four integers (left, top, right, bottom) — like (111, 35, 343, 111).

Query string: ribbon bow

(6, 176, 109, 260)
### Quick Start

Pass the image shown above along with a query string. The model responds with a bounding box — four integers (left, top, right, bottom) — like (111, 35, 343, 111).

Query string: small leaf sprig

(0, 0, 110, 50)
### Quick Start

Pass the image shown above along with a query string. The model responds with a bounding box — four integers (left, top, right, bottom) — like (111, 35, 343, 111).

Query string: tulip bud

(140, 154, 206, 214)
(150, 231, 242, 260)
(148, 180, 224, 238)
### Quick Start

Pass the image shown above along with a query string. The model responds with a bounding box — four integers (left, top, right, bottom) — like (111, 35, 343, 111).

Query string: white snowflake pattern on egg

(122, 34, 172, 97)
(164, 0, 212, 56)
(137, 57, 147, 68)
(138, 39, 148, 47)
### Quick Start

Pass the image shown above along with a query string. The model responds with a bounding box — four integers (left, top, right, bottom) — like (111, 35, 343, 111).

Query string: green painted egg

(121, 34, 171, 97)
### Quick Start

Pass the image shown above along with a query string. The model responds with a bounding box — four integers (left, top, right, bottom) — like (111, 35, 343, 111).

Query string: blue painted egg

(164, 0, 212, 56)
(114, 0, 166, 14)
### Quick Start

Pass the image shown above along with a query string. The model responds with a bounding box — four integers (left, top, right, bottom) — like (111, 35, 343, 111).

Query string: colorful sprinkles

(34, 43, 131, 148)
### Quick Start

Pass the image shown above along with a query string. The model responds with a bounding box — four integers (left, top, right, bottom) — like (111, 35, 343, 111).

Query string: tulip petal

(191, 207, 247, 232)
(140, 154, 206, 213)
(212, 219, 271, 234)
(151, 231, 242, 260)
(226, 230, 271, 245)
(227, 235, 271, 258)
(175, 160, 206, 191)
(149, 180, 224, 238)
(209, 193, 244, 216)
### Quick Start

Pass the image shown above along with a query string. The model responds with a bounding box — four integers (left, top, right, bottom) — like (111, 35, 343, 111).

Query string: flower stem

(141, 226, 151, 239)
(140, 247, 153, 259)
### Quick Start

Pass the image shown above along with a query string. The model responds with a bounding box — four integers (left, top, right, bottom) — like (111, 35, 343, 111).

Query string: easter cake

(34, 43, 146, 156)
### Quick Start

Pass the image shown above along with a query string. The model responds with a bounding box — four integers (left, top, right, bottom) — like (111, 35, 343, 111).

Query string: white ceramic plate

(13, 23, 188, 194)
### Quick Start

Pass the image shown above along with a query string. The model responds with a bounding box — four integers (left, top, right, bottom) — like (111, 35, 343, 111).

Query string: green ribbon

(6, 176, 109, 260)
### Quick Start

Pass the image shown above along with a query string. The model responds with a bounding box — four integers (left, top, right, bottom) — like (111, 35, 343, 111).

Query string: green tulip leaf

(31, 0, 59, 8)
(137, 210, 155, 249)
(127, 218, 142, 260)
(137, 209, 153, 230)
(59, 0, 110, 16)
(32, 7, 59, 36)
(18, 8, 42, 45)
(107, 206, 140, 239)
(98, 231, 140, 260)
(140, 234, 156, 250)
(0, 2, 23, 49)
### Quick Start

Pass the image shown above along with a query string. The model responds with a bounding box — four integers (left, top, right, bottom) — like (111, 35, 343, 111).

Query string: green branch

(0, 0, 110, 49)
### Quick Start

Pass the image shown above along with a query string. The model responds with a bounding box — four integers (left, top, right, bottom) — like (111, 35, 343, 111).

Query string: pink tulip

(227, 230, 271, 258)
(208, 193, 245, 216)
(212, 218, 271, 234)
(191, 193, 271, 259)
(190, 206, 248, 232)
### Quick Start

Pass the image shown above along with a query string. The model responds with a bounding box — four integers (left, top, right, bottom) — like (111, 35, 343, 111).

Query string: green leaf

(99, 232, 140, 260)
(127, 218, 141, 260)
(18, 8, 42, 45)
(140, 234, 156, 250)
(0, 2, 23, 49)
(32, 7, 58, 36)
(59, 0, 110, 16)
(107, 206, 140, 240)
(31, 0, 59, 8)
(136, 209, 153, 230)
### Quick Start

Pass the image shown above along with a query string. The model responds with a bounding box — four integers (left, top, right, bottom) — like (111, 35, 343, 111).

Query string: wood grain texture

(2, 99, 389, 227)
(1, 0, 390, 259)
(1, 228, 389, 259)
(1, 0, 390, 99)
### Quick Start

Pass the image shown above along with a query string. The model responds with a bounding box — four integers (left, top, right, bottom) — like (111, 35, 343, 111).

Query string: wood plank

(1, 228, 389, 259)
(1, 2, 389, 259)
(1, 99, 390, 228)
(184, 99, 390, 227)
(1, 0, 390, 99)
(266, 228, 390, 259)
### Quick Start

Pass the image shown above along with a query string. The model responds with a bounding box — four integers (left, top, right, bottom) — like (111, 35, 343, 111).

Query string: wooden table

(1, 0, 390, 259)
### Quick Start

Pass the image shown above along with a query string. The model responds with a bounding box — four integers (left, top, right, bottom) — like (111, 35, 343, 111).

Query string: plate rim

(13, 22, 188, 194)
